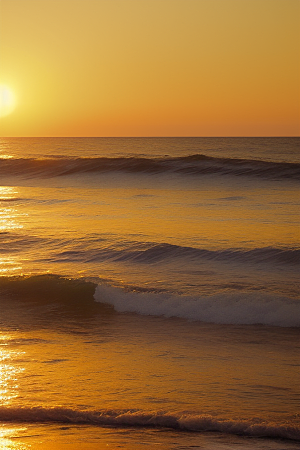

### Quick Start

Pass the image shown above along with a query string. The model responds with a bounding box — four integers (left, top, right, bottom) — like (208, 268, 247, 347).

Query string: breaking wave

(1, 274, 299, 327)
(1, 154, 299, 180)
(0, 406, 299, 441)
(94, 284, 300, 327)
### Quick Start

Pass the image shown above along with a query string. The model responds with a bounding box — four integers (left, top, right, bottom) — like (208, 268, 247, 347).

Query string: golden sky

(0, 0, 299, 137)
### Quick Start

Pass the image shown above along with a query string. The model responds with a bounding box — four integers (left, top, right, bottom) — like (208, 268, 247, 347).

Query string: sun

(0, 84, 17, 118)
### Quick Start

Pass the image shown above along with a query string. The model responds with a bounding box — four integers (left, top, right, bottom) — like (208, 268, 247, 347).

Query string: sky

(0, 0, 299, 137)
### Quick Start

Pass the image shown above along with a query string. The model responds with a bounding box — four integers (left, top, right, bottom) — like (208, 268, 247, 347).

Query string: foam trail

(94, 285, 300, 327)
(0, 407, 299, 441)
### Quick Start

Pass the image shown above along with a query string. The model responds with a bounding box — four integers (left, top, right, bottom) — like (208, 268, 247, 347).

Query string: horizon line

(1, 136, 299, 139)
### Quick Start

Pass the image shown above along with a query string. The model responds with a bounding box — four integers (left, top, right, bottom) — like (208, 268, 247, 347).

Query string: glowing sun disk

(0, 85, 16, 117)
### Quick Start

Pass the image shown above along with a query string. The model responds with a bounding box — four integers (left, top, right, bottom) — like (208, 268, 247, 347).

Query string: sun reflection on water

(0, 207, 24, 231)
(0, 186, 19, 199)
(0, 336, 29, 449)
(0, 336, 25, 405)
(0, 425, 30, 450)
(0, 186, 24, 275)
(0, 257, 23, 275)
(0, 187, 24, 231)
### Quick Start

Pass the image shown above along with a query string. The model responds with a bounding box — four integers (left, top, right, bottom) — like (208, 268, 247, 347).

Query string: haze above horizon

(0, 0, 299, 137)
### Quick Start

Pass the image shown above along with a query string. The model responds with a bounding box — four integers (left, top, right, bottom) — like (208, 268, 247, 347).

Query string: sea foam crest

(0, 406, 299, 441)
(94, 284, 300, 327)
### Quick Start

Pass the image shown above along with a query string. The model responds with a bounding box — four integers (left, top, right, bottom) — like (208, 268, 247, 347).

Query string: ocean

(0, 137, 299, 449)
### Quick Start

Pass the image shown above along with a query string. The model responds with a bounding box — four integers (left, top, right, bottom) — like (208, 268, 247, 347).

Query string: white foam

(94, 284, 300, 327)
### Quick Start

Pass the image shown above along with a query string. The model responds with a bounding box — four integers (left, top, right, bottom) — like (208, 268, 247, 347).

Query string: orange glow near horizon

(0, 0, 299, 137)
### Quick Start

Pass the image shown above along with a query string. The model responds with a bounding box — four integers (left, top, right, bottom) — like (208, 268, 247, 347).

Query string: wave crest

(1, 154, 299, 180)
(51, 243, 300, 266)
(0, 406, 299, 441)
(0, 274, 96, 304)
(94, 284, 300, 327)
(1, 275, 299, 327)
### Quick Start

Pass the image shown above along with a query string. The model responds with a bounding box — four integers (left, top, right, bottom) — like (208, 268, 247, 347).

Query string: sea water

(0, 137, 299, 449)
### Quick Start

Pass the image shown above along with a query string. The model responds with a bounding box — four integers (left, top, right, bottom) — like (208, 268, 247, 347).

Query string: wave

(0, 154, 299, 180)
(51, 243, 300, 266)
(1, 274, 299, 327)
(94, 284, 300, 327)
(0, 406, 299, 441)
(0, 274, 96, 304)
(0, 231, 47, 252)
(3, 231, 298, 266)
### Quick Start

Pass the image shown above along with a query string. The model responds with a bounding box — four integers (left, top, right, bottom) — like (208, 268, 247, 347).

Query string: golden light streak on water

(0, 187, 24, 274)
(0, 335, 25, 406)
(0, 208, 24, 231)
(0, 258, 23, 274)
(0, 187, 19, 200)
(0, 425, 30, 450)
(0, 138, 14, 160)
(0, 337, 28, 450)
(0, 154, 13, 159)
(0, 187, 24, 232)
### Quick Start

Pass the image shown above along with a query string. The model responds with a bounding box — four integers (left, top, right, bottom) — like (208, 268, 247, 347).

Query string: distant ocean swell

(0, 406, 299, 441)
(1, 232, 299, 266)
(1, 155, 300, 180)
(1, 275, 299, 327)
(50, 244, 300, 266)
